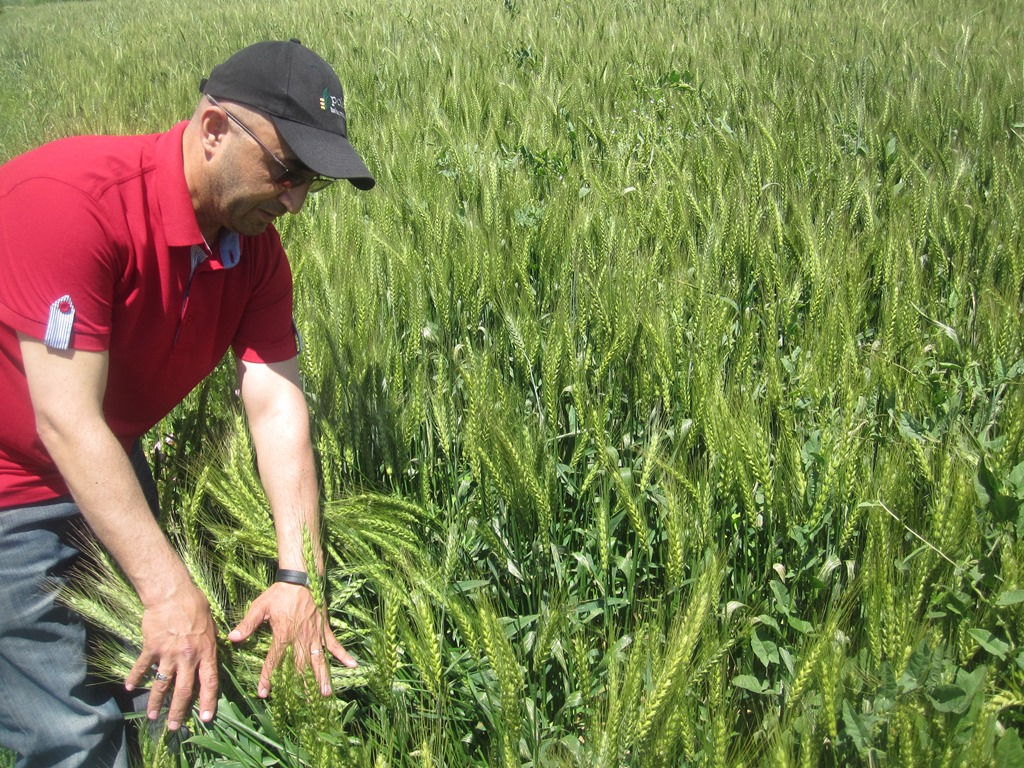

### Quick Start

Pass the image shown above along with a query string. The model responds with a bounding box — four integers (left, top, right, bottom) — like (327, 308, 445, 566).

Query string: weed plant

(2, 0, 1023, 765)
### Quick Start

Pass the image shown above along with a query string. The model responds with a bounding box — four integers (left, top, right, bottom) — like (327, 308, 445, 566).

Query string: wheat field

(1, 0, 1023, 765)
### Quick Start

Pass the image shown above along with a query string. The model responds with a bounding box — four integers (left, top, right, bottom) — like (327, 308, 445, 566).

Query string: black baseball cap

(200, 39, 375, 190)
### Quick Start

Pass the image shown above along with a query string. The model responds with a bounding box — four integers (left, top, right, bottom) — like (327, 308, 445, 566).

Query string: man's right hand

(125, 581, 220, 730)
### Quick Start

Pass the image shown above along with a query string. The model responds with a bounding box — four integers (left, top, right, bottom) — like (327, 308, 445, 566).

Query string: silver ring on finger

(310, 647, 323, 656)
(154, 671, 171, 681)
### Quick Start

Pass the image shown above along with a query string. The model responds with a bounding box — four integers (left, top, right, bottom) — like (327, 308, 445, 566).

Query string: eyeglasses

(207, 94, 335, 193)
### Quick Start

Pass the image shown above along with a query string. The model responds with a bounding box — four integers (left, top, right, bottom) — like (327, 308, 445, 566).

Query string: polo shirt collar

(155, 121, 205, 248)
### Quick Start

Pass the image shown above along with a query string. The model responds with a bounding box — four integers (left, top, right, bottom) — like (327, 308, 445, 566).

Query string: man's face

(209, 106, 311, 237)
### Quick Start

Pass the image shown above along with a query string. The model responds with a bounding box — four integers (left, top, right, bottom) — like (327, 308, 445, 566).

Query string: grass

(2, 0, 1023, 765)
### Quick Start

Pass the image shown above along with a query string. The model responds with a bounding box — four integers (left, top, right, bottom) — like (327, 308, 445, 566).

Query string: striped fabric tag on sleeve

(43, 295, 75, 350)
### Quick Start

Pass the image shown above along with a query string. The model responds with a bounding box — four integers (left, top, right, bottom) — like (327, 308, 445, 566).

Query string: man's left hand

(228, 582, 357, 698)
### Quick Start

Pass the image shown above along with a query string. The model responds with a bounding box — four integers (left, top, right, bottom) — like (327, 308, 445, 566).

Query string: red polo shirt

(0, 121, 298, 506)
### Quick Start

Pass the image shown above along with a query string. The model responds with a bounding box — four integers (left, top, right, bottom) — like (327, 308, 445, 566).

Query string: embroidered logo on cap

(320, 88, 344, 118)
(44, 295, 75, 350)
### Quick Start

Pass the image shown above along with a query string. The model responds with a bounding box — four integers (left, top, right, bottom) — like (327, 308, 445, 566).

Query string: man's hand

(124, 582, 220, 729)
(229, 582, 356, 698)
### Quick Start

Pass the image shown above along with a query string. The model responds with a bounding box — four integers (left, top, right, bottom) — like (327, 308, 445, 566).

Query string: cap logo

(319, 88, 345, 118)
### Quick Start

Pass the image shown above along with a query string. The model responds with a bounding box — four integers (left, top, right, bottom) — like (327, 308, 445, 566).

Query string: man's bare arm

(229, 357, 356, 698)
(18, 333, 218, 730)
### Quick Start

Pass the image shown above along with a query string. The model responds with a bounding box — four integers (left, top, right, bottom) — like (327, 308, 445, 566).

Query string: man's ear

(199, 103, 230, 155)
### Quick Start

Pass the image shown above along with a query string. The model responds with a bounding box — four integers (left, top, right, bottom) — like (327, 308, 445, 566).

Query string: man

(0, 39, 374, 767)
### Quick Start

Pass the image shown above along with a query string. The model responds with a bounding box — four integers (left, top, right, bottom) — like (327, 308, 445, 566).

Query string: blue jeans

(0, 499, 129, 767)
(0, 443, 158, 768)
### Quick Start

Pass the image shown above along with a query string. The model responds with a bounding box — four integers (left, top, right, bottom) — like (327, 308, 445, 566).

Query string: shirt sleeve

(231, 229, 299, 364)
(0, 177, 120, 351)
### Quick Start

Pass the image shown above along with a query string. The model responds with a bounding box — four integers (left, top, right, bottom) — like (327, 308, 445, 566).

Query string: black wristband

(275, 568, 311, 587)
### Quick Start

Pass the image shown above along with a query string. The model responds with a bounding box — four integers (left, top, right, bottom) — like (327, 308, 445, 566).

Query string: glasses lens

(275, 169, 334, 193)
(307, 177, 336, 193)
(274, 170, 305, 189)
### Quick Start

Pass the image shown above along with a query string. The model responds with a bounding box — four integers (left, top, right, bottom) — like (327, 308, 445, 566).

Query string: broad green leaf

(968, 628, 1010, 658)
(752, 628, 780, 667)
(898, 413, 924, 442)
(975, 457, 999, 508)
(732, 675, 766, 693)
(787, 615, 814, 634)
(928, 684, 969, 713)
(995, 590, 1024, 606)
(842, 700, 875, 753)
(875, 662, 897, 709)
(900, 640, 935, 693)
(1010, 461, 1024, 497)
(955, 665, 988, 701)
(997, 728, 1024, 768)
(800, 430, 821, 468)
(975, 456, 1020, 524)
(769, 580, 792, 612)
(780, 646, 795, 676)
